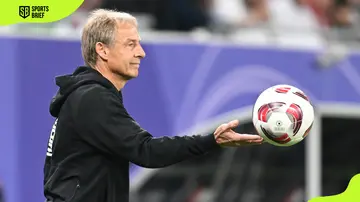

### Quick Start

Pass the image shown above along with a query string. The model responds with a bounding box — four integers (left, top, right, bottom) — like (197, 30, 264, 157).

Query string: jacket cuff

(199, 133, 220, 152)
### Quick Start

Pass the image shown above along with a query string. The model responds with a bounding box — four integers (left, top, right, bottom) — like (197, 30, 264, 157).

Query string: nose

(135, 44, 146, 59)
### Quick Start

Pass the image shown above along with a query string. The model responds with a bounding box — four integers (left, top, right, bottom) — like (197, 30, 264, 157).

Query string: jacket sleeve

(74, 87, 219, 168)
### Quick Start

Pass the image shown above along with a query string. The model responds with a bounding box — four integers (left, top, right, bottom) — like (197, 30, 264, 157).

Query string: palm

(214, 120, 263, 147)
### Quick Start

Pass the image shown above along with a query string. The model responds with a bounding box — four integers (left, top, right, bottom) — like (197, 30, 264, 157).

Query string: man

(43, 9, 263, 202)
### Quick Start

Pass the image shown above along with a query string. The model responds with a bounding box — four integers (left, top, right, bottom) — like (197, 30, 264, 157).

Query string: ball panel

(275, 86, 291, 93)
(274, 133, 291, 143)
(267, 112, 293, 135)
(303, 122, 313, 138)
(257, 102, 287, 122)
(286, 103, 303, 136)
(268, 102, 287, 111)
(254, 122, 281, 146)
(259, 124, 291, 145)
(293, 91, 309, 102)
(257, 104, 271, 122)
(292, 101, 314, 139)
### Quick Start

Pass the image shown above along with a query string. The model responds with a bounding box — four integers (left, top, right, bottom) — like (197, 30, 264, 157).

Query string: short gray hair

(81, 9, 138, 68)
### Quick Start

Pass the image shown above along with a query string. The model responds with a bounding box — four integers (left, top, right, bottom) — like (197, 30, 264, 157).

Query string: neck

(93, 64, 127, 91)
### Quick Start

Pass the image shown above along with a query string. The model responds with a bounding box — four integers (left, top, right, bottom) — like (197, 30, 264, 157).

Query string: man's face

(107, 22, 145, 80)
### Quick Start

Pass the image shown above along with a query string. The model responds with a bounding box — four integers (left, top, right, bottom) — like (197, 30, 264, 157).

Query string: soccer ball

(252, 84, 314, 146)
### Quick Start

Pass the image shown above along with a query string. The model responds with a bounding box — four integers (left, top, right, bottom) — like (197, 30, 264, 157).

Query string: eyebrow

(125, 39, 139, 43)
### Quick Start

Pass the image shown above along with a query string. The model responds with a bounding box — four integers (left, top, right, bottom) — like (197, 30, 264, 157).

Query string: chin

(130, 70, 139, 78)
(123, 73, 138, 80)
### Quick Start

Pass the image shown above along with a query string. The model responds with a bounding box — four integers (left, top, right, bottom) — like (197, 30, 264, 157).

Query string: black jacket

(43, 66, 219, 202)
(0, 184, 3, 202)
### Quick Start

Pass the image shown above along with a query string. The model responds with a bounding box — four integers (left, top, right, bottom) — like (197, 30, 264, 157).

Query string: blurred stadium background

(1, 0, 360, 202)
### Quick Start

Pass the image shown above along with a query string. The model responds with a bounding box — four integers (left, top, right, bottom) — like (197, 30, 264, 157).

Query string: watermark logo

(1, 0, 84, 25)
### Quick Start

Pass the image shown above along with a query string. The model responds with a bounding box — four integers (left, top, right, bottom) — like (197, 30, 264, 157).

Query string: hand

(214, 120, 264, 147)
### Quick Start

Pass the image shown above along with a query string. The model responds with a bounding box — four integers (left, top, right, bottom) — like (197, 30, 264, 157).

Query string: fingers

(214, 121, 265, 148)
(228, 119, 240, 128)
(233, 134, 264, 146)
(249, 139, 264, 144)
(239, 141, 264, 146)
(215, 120, 240, 135)
(235, 134, 263, 141)
(227, 139, 263, 147)
(234, 136, 264, 146)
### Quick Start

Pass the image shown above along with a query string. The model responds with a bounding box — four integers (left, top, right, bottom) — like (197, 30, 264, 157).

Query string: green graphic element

(0, 0, 84, 25)
(309, 173, 360, 202)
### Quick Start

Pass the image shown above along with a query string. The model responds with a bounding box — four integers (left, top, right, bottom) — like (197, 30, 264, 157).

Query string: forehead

(115, 22, 140, 41)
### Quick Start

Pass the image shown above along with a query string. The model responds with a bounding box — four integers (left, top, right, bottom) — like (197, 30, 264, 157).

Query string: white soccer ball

(252, 84, 314, 146)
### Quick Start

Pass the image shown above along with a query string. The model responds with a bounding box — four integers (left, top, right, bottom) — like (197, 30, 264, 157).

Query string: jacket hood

(49, 66, 118, 117)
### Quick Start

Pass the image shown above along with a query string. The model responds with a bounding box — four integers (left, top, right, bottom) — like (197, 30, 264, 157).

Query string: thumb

(228, 119, 240, 129)
(214, 120, 240, 135)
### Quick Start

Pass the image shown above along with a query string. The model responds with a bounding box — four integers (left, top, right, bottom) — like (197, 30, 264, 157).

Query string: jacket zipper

(68, 184, 80, 202)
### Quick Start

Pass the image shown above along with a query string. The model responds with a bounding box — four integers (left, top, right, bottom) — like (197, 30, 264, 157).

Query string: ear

(95, 42, 109, 61)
